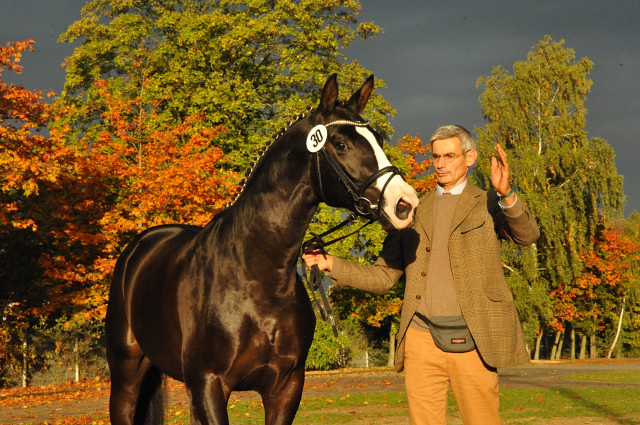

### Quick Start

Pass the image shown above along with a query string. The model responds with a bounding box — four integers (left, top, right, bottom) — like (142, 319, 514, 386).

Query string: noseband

(314, 120, 402, 218)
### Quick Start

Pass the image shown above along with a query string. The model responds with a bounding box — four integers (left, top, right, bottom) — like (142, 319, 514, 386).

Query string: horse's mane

(225, 109, 313, 208)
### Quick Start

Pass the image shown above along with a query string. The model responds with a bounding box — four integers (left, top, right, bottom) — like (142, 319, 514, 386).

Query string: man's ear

(465, 149, 478, 167)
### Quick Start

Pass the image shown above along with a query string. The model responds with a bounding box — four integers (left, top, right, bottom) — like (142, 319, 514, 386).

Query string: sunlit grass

(164, 387, 640, 424)
(13, 368, 640, 424)
(500, 387, 640, 423)
(166, 392, 410, 424)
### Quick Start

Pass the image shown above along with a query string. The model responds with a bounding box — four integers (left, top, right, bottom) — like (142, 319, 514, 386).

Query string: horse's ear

(317, 74, 339, 121)
(347, 75, 374, 114)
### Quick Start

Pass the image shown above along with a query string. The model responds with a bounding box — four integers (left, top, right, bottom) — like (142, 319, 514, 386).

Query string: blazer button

(416, 295, 421, 300)
(421, 271, 426, 277)
(426, 246, 431, 252)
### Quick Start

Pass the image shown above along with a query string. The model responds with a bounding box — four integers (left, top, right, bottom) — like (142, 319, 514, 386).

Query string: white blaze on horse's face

(355, 127, 419, 229)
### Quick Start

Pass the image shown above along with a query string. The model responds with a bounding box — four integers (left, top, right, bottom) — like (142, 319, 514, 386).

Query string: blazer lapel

(449, 184, 482, 235)
(416, 191, 435, 241)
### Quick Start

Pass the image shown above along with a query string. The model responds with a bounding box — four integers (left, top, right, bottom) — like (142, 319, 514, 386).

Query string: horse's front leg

(261, 367, 306, 425)
(184, 369, 231, 425)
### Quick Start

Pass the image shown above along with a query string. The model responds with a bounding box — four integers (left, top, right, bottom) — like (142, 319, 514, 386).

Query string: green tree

(624, 210, 640, 239)
(474, 36, 624, 358)
(56, 0, 392, 168)
(618, 212, 640, 356)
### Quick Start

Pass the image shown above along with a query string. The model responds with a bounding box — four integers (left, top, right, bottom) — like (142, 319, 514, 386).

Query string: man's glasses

(430, 152, 465, 163)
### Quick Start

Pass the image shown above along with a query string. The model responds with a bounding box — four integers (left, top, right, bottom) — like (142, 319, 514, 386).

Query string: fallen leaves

(0, 379, 108, 408)
(0, 368, 404, 424)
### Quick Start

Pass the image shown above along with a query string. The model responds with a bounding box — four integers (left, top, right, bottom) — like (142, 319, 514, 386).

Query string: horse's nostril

(395, 199, 412, 220)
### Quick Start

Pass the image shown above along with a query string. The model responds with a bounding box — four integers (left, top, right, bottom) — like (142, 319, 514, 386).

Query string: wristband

(498, 188, 515, 212)
(498, 188, 514, 198)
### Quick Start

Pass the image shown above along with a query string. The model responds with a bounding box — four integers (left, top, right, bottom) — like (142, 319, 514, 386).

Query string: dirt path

(499, 358, 640, 389)
(1, 359, 639, 424)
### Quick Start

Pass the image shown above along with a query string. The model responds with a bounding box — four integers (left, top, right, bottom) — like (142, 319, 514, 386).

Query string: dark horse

(105, 74, 419, 425)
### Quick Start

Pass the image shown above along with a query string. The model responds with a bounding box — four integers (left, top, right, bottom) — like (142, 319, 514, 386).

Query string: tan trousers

(404, 327, 500, 425)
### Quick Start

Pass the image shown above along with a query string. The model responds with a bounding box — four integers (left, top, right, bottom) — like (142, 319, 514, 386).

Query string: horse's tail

(134, 366, 166, 425)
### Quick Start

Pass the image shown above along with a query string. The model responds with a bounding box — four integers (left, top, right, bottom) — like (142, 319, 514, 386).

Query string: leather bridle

(314, 120, 402, 218)
(302, 119, 404, 337)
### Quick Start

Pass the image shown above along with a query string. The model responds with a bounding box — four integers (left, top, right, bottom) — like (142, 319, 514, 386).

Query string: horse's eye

(335, 141, 348, 151)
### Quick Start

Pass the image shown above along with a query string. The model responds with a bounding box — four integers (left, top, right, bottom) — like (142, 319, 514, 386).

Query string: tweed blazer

(330, 184, 540, 371)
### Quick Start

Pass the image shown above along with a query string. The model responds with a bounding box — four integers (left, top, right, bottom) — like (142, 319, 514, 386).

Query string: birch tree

(474, 36, 624, 357)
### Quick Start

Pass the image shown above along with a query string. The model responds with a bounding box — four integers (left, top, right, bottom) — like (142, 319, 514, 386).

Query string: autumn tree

(45, 73, 239, 326)
(0, 40, 77, 385)
(55, 0, 393, 170)
(552, 226, 640, 358)
(0, 37, 240, 384)
(474, 36, 624, 358)
(0, 40, 55, 233)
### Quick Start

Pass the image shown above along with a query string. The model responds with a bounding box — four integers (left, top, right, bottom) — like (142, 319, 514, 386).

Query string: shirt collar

(436, 180, 467, 196)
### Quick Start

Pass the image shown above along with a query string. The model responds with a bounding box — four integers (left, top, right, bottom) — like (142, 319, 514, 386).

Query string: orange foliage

(363, 298, 402, 328)
(0, 39, 80, 376)
(396, 134, 435, 195)
(0, 39, 59, 231)
(1, 40, 239, 334)
(45, 77, 240, 322)
(550, 226, 640, 331)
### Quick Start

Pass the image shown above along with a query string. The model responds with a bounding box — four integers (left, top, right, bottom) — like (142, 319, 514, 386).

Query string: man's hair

(429, 125, 476, 152)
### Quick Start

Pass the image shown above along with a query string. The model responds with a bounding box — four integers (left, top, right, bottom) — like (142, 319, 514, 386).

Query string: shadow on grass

(555, 387, 640, 425)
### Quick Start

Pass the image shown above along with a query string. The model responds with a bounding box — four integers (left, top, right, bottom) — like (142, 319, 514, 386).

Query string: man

(303, 125, 539, 424)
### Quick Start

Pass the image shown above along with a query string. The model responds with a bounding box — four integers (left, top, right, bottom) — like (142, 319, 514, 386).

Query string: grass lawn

(6, 367, 639, 424)
(499, 387, 640, 424)
(162, 386, 640, 424)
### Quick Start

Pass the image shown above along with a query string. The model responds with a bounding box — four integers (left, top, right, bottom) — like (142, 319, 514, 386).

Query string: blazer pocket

(483, 285, 511, 302)
(460, 216, 485, 234)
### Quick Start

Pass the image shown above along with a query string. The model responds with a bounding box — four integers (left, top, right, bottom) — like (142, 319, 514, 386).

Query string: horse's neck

(232, 176, 317, 248)
(206, 130, 318, 269)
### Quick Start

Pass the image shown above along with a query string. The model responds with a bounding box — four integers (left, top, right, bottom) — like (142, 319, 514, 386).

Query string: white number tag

(306, 125, 328, 152)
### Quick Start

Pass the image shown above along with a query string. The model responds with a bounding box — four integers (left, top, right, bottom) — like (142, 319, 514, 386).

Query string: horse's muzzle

(395, 198, 413, 220)
(380, 176, 419, 230)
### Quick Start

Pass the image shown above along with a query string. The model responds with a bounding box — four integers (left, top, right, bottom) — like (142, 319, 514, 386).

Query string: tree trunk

(570, 327, 576, 360)
(534, 329, 543, 360)
(590, 333, 597, 359)
(554, 331, 565, 360)
(387, 328, 396, 367)
(607, 298, 626, 359)
(579, 334, 587, 359)
(550, 330, 561, 360)
(74, 337, 80, 382)
(22, 339, 28, 388)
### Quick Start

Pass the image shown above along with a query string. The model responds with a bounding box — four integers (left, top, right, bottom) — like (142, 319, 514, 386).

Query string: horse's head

(308, 74, 419, 231)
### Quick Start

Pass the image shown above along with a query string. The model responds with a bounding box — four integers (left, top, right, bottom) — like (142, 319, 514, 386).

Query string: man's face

(431, 137, 477, 190)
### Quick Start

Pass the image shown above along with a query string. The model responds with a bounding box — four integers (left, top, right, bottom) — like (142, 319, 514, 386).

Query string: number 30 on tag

(306, 125, 328, 152)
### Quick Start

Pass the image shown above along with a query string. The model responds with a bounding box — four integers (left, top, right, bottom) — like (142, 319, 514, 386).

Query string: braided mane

(225, 108, 313, 208)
